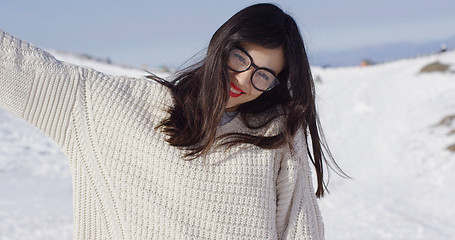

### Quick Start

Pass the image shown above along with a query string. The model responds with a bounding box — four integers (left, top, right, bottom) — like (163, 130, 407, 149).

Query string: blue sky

(1, 0, 455, 68)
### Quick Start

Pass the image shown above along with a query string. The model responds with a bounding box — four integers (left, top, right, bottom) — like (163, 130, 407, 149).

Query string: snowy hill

(311, 35, 455, 67)
(1, 49, 455, 239)
(315, 50, 455, 239)
(46, 49, 170, 79)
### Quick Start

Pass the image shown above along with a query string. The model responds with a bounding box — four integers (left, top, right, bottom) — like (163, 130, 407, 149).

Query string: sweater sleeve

(0, 29, 82, 147)
(276, 128, 325, 240)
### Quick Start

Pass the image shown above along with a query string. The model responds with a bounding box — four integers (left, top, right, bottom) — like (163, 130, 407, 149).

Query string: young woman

(0, 3, 344, 240)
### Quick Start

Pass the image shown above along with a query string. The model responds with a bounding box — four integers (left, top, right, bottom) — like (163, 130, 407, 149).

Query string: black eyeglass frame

(227, 47, 280, 92)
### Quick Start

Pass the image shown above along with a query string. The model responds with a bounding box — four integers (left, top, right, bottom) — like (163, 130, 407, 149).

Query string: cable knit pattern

(0, 29, 324, 240)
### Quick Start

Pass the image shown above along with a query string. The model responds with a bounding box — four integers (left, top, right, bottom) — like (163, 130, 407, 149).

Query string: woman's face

(225, 42, 285, 112)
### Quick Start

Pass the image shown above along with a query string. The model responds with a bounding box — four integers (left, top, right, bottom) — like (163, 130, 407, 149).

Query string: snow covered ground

(315, 52, 455, 239)
(1, 48, 454, 239)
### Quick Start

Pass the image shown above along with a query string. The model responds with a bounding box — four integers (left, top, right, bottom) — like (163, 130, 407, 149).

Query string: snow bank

(314, 50, 455, 239)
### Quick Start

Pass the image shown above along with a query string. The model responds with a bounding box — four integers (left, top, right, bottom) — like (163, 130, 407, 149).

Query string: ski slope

(1, 49, 454, 239)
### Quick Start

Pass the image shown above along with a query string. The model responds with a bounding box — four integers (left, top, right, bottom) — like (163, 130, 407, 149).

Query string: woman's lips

(230, 82, 244, 98)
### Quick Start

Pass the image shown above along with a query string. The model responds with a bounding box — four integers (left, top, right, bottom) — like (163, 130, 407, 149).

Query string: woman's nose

(235, 69, 253, 91)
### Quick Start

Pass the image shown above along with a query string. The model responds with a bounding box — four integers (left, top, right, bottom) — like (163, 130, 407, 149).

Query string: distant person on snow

(0, 3, 346, 239)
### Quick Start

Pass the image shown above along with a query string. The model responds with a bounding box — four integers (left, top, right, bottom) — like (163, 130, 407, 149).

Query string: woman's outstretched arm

(0, 29, 82, 147)
(276, 128, 325, 240)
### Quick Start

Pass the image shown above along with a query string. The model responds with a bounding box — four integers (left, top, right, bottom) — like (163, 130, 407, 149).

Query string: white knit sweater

(0, 30, 324, 240)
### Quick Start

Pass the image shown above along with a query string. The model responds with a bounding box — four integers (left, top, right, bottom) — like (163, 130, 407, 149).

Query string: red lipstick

(230, 82, 244, 98)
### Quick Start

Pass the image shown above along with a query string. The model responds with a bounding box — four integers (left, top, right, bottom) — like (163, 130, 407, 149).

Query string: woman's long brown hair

(150, 3, 348, 198)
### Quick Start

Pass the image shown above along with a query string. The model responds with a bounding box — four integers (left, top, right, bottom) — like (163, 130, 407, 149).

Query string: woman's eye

(234, 53, 247, 64)
(258, 71, 270, 81)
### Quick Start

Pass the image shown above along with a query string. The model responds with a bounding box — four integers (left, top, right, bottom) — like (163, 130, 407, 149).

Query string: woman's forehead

(240, 42, 285, 74)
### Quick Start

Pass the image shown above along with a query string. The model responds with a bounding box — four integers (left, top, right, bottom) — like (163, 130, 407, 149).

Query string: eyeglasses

(227, 47, 280, 92)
